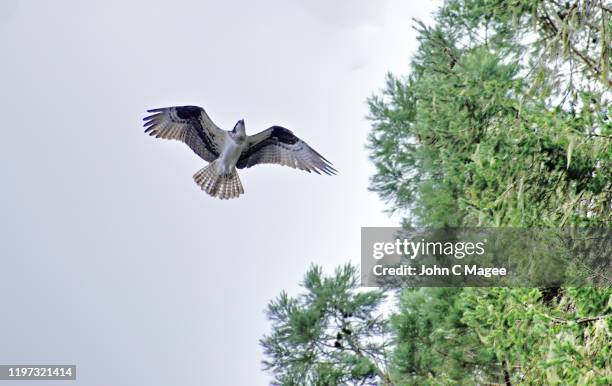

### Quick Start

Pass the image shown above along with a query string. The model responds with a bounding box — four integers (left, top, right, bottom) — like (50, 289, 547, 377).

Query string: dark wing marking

(237, 126, 337, 175)
(143, 106, 224, 162)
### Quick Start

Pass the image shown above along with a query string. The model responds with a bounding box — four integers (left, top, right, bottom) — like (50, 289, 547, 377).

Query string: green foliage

(261, 264, 393, 385)
(263, 1, 611, 384)
(459, 287, 612, 385)
(365, 0, 612, 384)
(390, 288, 497, 385)
(369, 0, 612, 227)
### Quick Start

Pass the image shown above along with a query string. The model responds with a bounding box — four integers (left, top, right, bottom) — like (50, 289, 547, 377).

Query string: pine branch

(537, 7, 612, 87)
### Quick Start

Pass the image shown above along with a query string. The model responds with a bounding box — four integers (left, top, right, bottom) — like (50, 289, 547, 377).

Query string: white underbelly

(217, 137, 245, 174)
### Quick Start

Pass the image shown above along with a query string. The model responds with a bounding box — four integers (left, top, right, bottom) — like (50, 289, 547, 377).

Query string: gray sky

(0, 1, 437, 385)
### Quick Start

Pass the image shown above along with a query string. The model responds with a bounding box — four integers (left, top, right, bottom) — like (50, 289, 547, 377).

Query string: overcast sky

(0, 1, 438, 385)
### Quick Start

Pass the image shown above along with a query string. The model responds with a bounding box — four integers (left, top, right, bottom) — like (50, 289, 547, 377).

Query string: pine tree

(261, 264, 394, 385)
(366, 0, 611, 384)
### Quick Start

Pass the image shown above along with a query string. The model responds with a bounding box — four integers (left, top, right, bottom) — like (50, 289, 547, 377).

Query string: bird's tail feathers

(193, 161, 244, 200)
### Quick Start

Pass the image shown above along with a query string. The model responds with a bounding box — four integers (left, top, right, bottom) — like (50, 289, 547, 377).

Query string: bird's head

(232, 119, 246, 136)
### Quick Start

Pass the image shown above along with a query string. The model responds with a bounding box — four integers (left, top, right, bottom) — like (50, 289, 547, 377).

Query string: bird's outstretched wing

(237, 126, 337, 175)
(143, 106, 224, 162)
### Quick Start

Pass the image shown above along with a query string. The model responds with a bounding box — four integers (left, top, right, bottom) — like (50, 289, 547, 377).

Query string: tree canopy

(263, 1, 611, 384)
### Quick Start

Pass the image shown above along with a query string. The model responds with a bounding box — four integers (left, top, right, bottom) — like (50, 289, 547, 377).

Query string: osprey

(143, 105, 336, 199)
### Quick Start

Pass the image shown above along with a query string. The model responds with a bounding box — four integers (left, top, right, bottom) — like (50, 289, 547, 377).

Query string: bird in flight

(143, 105, 336, 199)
